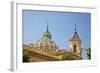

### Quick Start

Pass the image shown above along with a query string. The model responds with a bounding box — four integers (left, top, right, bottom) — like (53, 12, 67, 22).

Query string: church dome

(32, 23, 59, 53)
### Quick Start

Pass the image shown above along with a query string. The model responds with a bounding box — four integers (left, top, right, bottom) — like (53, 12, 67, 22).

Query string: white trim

(11, 1, 97, 71)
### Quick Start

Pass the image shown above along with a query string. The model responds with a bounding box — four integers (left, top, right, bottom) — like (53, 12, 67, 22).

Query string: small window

(73, 45, 76, 52)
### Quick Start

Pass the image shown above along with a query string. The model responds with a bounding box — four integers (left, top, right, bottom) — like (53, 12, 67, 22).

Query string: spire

(42, 21, 52, 40)
(74, 24, 77, 32)
(70, 24, 81, 41)
(46, 21, 49, 32)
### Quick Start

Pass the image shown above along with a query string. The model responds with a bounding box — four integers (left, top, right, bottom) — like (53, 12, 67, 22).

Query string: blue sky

(23, 10, 91, 51)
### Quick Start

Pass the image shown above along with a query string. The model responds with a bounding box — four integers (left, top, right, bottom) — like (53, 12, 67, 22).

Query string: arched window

(73, 45, 77, 52)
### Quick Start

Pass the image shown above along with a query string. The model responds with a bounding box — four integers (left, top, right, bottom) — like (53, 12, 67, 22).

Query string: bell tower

(69, 24, 82, 59)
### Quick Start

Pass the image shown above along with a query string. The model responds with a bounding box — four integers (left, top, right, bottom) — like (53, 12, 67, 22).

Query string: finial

(46, 21, 49, 32)
(75, 24, 77, 32)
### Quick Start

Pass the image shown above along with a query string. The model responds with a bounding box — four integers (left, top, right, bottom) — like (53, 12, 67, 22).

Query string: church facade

(23, 23, 82, 62)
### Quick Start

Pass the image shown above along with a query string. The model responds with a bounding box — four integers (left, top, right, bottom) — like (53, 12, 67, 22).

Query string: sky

(23, 10, 91, 59)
